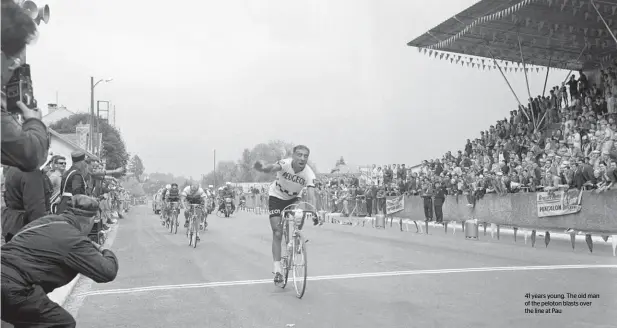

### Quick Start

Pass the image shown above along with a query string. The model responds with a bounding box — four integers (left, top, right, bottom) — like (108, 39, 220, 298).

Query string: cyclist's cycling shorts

(186, 197, 204, 205)
(268, 196, 299, 218)
(167, 197, 181, 203)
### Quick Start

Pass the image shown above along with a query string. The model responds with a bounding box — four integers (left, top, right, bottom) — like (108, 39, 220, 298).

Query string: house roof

(48, 128, 99, 160)
(42, 107, 76, 125)
(407, 0, 617, 71)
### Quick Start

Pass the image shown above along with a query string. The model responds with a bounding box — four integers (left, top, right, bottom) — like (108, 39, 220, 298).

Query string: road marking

(75, 264, 617, 298)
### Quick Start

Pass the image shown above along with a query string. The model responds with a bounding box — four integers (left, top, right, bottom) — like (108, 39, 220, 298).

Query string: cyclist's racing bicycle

(166, 202, 181, 234)
(186, 204, 204, 248)
(277, 202, 318, 299)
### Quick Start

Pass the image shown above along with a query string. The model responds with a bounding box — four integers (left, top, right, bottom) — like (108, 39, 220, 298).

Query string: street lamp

(90, 77, 113, 153)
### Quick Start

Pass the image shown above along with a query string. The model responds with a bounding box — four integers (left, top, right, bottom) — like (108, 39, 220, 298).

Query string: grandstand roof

(407, 0, 617, 71)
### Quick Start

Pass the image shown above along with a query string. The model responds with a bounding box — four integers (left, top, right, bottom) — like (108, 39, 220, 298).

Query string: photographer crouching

(1, 195, 119, 328)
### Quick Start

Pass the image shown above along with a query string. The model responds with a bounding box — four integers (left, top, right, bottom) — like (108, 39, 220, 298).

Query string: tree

(201, 140, 319, 186)
(129, 155, 145, 181)
(50, 113, 129, 171)
(122, 177, 146, 197)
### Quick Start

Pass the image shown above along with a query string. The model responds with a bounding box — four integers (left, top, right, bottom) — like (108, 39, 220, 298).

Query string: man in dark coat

(56, 151, 90, 214)
(1, 195, 119, 328)
(1, 165, 48, 243)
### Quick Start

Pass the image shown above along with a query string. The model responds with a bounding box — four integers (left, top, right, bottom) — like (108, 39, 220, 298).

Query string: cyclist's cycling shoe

(273, 272, 284, 284)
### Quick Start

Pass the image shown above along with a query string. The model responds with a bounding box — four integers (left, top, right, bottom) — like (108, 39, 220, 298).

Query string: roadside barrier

(235, 190, 617, 256)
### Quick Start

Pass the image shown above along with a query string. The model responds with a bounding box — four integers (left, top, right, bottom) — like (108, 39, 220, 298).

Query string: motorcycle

(224, 197, 232, 218)
(206, 198, 214, 214)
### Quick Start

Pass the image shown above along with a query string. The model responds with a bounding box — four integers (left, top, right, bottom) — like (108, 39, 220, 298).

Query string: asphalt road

(64, 205, 617, 328)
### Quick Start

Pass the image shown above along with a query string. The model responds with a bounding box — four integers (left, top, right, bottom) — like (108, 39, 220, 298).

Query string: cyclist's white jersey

(181, 186, 207, 201)
(269, 158, 316, 201)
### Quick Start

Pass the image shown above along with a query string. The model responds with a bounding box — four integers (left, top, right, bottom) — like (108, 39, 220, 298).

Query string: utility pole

(89, 77, 94, 153)
(213, 149, 217, 188)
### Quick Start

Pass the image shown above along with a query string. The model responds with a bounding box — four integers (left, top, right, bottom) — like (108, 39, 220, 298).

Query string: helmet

(166, 184, 171, 189)
(226, 182, 231, 185)
(218, 187, 223, 191)
(208, 185, 213, 188)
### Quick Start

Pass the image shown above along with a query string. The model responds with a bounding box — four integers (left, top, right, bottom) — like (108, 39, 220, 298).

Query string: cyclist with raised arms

(253, 145, 318, 284)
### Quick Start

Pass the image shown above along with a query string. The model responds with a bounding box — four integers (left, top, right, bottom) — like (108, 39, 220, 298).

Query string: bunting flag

(424, 0, 540, 50)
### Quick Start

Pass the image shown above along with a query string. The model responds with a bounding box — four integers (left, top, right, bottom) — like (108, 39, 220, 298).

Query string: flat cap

(71, 151, 86, 163)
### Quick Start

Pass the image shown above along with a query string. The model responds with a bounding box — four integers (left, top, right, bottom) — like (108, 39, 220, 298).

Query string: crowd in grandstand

(307, 66, 617, 220)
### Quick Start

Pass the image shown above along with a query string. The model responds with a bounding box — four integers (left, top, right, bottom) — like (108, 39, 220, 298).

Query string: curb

(48, 275, 81, 306)
(48, 221, 119, 306)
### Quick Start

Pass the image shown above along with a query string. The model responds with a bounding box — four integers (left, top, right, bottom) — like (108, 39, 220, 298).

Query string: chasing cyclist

(181, 183, 208, 240)
(253, 145, 319, 284)
(163, 183, 182, 226)
(159, 184, 171, 224)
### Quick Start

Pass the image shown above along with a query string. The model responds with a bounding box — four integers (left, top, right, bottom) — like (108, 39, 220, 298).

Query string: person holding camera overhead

(1, 0, 49, 172)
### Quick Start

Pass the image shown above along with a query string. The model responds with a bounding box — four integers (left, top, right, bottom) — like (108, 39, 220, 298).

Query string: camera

(5, 64, 37, 114)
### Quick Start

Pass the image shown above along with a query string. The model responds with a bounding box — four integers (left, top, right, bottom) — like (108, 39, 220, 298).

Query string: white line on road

(75, 264, 617, 298)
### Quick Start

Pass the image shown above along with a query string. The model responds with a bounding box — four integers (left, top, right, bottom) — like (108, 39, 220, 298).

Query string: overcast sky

(29, 0, 567, 178)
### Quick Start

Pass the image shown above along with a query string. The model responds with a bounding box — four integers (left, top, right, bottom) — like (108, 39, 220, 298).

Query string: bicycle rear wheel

(292, 234, 307, 298)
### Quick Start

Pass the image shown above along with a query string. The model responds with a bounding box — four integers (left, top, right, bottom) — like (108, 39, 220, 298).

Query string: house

(42, 103, 75, 126)
(43, 104, 103, 157)
(48, 128, 98, 168)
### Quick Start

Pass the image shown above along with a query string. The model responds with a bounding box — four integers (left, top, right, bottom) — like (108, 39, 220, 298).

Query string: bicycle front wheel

(292, 234, 307, 298)
(192, 216, 199, 248)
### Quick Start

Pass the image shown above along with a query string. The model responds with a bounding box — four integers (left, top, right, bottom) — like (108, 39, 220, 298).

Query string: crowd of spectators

(1, 1, 120, 326)
(308, 67, 617, 222)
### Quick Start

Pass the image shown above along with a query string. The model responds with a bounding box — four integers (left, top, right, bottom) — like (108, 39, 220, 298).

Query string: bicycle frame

(187, 204, 203, 248)
(279, 202, 317, 299)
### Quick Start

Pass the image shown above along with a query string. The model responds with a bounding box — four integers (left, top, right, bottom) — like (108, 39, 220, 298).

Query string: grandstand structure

(408, 0, 616, 128)
(408, 0, 616, 70)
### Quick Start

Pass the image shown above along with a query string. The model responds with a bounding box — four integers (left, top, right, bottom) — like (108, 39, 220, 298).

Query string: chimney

(47, 103, 58, 114)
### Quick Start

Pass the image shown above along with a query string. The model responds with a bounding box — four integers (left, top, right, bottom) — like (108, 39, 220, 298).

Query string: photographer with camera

(1, 0, 49, 172)
(1, 195, 119, 328)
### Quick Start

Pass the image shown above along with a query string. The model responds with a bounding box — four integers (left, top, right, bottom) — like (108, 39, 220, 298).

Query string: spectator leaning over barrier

(1, 195, 119, 328)
(1, 0, 49, 172)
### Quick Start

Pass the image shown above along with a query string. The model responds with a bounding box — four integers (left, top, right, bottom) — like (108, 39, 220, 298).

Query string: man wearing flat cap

(1, 195, 119, 327)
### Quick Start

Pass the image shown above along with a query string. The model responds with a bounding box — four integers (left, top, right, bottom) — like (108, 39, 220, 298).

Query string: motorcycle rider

(162, 183, 181, 226)
(181, 183, 208, 237)
(239, 193, 247, 210)
(219, 182, 236, 213)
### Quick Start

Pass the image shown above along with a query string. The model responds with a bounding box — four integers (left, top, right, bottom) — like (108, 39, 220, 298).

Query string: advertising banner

(536, 189, 583, 217)
(386, 195, 405, 215)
